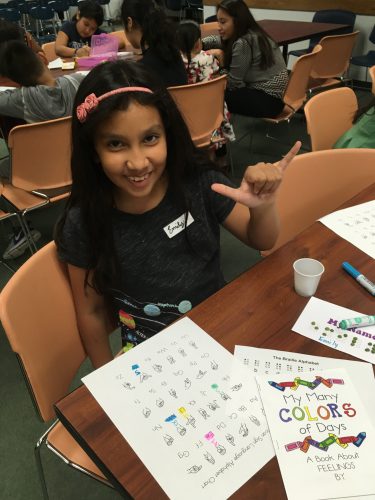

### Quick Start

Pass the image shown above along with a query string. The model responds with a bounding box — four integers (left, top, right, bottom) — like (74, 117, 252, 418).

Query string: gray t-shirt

(58, 169, 236, 348)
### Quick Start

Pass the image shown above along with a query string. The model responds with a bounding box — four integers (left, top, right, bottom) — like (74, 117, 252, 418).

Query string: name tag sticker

(163, 212, 194, 238)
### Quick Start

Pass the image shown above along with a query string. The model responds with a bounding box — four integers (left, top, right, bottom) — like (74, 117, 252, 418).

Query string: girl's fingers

(211, 182, 242, 202)
(278, 141, 301, 171)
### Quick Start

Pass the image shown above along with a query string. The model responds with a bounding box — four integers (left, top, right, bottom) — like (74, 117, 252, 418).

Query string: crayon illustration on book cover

(256, 368, 375, 500)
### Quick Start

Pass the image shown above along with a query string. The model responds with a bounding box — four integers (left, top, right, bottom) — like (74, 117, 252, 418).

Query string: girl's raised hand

(211, 141, 301, 208)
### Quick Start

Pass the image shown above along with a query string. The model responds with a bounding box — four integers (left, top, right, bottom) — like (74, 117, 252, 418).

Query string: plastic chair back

(168, 75, 227, 148)
(271, 149, 375, 251)
(200, 21, 219, 38)
(304, 87, 358, 151)
(370, 65, 375, 94)
(0, 241, 86, 422)
(42, 41, 57, 62)
(310, 31, 359, 79)
(283, 45, 322, 113)
(7, 116, 72, 191)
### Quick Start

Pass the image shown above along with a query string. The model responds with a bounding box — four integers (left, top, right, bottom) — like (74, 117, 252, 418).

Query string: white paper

(257, 368, 375, 500)
(319, 200, 375, 259)
(292, 297, 375, 364)
(47, 57, 63, 69)
(234, 345, 375, 415)
(117, 51, 135, 59)
(83, 317, 274, 500)
(0, 86, 16, 91)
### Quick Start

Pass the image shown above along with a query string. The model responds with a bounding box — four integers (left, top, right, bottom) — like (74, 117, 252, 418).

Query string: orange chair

(261, 45, 322, 129)
(200, 21, 219, 38)
(168, 74, 227, 148)
(41, 41, 57, 62)
(370, 65, 375, 94)
(307, 31, 359, 93)
(268, 148, 375, 252)
(304, 87, 358, 151)
(0, 241, 111, 499)
(1, 117, 72, 253)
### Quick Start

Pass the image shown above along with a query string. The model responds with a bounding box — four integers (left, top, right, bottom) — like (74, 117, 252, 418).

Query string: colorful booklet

(257, 368, 375, 500)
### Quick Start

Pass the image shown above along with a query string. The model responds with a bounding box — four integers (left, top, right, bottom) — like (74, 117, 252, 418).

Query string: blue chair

(29, 5, 57, 38)
(48, 0, 69, 22)
(0, 7, 22, 24)
(288, 9, 356, 60)
(351, 24, 375, 81)
(205, 14, 217, 23)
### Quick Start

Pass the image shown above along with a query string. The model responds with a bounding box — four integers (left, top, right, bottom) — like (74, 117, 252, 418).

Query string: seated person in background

(176, 20, 235, 145)
(0, 19, 48, 66)
(202, 0, 288, 118)
(176, 20, 220, 84)
(121, 0, 187, 87)
(55, 0, 106, 58)
(333, 97, 375, 149)
(0, 40, 86, 260)
(0, 41, 85, 124)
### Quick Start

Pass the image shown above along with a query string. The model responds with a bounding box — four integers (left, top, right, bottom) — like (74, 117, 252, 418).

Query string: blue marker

(342, 262, 375, 297)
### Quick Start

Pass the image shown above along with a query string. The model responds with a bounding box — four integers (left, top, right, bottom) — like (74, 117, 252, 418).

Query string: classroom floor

(0, 88, 372, 500)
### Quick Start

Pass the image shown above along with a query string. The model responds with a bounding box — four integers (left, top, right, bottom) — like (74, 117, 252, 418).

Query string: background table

(55, 183, 375, 499)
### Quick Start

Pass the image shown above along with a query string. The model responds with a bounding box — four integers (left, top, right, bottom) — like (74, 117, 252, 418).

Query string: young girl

(55, 0, 106, 58)
(176, 20, 235, 144)
(203, 0, 288, 118)
(121, 0, 187, 87)
(55, 60, 300, 369)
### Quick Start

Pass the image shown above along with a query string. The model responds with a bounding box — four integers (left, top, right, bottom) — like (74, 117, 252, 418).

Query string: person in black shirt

(121, 0, 187, 87)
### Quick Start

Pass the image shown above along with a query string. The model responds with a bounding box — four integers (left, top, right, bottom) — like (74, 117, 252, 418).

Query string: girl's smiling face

(95, 101, 168, 214)
(217, 8, 235, 40)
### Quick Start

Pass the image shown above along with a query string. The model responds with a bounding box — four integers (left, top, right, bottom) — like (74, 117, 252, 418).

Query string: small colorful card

(292, 297, 375, 364)
(257, 368, 375, 500)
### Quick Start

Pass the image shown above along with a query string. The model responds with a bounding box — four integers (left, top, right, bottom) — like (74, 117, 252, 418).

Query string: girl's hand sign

(211, 141, 301, 208)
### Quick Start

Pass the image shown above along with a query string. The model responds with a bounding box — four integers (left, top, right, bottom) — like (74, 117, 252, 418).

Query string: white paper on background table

(319, 200, 375, 259)
(292, 297, 375, 364)
(234, 345, 375, 415)
(47, 57, 63, 69)
(83, 317, 274, 500)
(257, 368, 375, 500)
(0, 86, 16, 91)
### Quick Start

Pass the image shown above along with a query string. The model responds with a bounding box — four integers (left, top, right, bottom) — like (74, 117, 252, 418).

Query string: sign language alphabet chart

(83, 318, 274, 500)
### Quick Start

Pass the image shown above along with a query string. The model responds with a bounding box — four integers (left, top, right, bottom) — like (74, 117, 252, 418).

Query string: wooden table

(55, 184, 375, 499)
(260, 19, 351, 60)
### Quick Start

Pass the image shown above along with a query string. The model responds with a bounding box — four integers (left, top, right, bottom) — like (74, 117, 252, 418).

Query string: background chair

(269, 148, 375, 252)
(350, 24, 375, 82)
(168, 74, 227, 148)
(307, 31, 359, 93)
(0, 241, 111, 499)
(370, 65, 375, 94)
(1, 117, 72, 253)
(200, 21, 219, 38)
(304, 87, 358, 151)
(288, 9, 356, 60)
(41, 41, 57, 62)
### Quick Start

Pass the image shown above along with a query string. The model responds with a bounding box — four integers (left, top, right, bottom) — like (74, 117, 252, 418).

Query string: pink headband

(76, 87, 154, 123)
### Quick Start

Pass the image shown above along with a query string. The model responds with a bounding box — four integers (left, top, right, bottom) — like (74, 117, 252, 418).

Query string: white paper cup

(293, 258, 325, 297)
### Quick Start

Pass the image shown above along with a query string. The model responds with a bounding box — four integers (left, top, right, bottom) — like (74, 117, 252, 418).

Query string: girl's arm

(68, 264, 115, 369)
(55, 31, 90, 57)
(214, 142, 301, 250)
(227, 37, 252, 88)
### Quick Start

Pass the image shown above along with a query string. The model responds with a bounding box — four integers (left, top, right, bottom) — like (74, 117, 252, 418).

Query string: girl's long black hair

(176, 20, 201, 67)
(121, 0, 181, 64)
(55, 60, 210, 300)
(217, 0, 276, 70)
